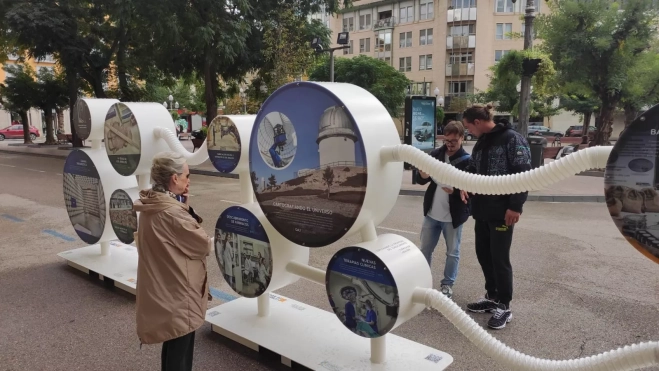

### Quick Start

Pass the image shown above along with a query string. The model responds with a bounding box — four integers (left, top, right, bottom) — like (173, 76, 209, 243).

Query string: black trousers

(161, 331, 195, 371)
(474, 219, 514, 307)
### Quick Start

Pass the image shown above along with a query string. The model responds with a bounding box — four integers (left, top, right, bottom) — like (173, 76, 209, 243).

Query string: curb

(0, 148, 603, 203)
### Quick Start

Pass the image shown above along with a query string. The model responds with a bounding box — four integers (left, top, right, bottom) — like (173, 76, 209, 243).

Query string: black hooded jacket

(466, 121, 532, 221)
(416, 145, 471, 228)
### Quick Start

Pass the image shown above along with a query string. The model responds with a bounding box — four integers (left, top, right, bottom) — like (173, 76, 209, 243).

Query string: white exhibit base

(206, 294, 453, 370)
(57, 242, 138, 295)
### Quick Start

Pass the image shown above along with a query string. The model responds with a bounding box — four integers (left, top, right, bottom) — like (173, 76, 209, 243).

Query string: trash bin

(527, 135, 547, 168)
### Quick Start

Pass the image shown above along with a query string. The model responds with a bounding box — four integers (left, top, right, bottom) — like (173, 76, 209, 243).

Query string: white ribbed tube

(414, 288, 659, 371)
(381, 145, 612, 195)
(153, 127, 208, 166)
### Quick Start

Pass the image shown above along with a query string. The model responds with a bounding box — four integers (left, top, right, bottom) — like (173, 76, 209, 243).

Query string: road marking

(0, 164, 16, 168)
(210, 287, 237, 302)
(25, 168, 45, 173)
(377, 226, 419, 235)
(1, 214, 24, 222)
(56, 173, 62, 176)
(42, 229, 76, 242)
(220, 199, 240, 204)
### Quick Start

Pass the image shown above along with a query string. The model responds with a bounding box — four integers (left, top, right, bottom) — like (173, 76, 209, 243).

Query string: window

(7, 53, 19, 61)
(343, 16, 354, 32)
(399, 6, 413, 23)
(420, 29, 433, 45)
(449, 24, 475, 36)
(409, 82, 431, 95)
(451, 0, 476, 8)
(399, 32, 412, 48)
(359, 14, 372, 30)
(399, 57, 412, 72)
(496, 23, 512, 40)
(419, 54, 433, 70)
(419, 0, 434, 20)
(449, 52, 473, 64)
(496, 0, 513, 12)
(359, 38, 371, 53)
(521, 0, 540, 12)
(494, 50, 510, 62)
(375, 30, 392, 53)
(41, 54, 56, 63)
(343, 40, 354, 55)
(448, 80, 472, 95)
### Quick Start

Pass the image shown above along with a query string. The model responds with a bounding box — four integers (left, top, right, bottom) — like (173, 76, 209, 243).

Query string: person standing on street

(461, 104, 531, 330)
(416, 121, 471, 299)
(133, 151, 212, 371)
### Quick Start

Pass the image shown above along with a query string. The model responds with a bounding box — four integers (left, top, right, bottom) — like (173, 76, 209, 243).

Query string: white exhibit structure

(56, 85, 658, 371)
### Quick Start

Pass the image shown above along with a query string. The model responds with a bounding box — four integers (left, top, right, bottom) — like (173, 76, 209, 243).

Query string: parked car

(414, 121, 433, 142)
(0, 124, 40, 141)
(565, 125, 596, 137)
(527, 125, 564, 138)
(464, 129, 475, 141)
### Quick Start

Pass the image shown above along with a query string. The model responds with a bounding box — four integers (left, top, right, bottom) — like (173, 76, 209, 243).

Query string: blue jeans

(420, 216, 463, 286)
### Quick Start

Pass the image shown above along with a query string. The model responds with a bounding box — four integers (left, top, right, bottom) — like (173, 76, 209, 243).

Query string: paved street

(0, 151, 657, 371)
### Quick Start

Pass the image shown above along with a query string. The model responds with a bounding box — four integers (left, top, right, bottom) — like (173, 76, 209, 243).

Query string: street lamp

(175, 101, 179, 110)
(311, 32, 350, 82)
(163, 101, 167, 108)
(434, 87, 444, 107)
(168, 94, 173, 108)
(512, 0, 536, 137)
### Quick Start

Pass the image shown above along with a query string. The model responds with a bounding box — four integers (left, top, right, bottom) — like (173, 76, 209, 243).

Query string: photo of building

(249, 83, 368, 247)
(109, 189, 137, 244)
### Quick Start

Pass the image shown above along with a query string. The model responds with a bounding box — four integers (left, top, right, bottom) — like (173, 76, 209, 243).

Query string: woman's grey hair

(151, 151, 187, 192)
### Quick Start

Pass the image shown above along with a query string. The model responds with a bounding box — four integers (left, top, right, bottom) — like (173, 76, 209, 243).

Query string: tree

(268, 174, 277, 191)
(251, 171, 258, 190)
(621, 44, 659, 128)
(0, 64, 37, 144)
(322, 166, 334, 199)
(559, 93, 600, 140)
(308, 55, 410, 117)
(33, 67, 69, 144)
(536, 0, 659, 144)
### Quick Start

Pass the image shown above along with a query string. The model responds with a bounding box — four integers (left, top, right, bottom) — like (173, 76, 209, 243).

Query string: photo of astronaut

(326, 247, 399, 338)
(256, 111, 297, 170)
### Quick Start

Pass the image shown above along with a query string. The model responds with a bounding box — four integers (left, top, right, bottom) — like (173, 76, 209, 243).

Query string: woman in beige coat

(133, 151, 211, 371)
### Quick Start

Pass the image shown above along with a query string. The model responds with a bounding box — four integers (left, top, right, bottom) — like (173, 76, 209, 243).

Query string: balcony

(445, 63, 475, 77)
(446, 35, 476, 49)
(374, 17, 395, 30)
(447, 8, 477, 22)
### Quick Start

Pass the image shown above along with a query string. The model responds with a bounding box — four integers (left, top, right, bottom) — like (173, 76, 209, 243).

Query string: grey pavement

(0, 138, 605, 203)
(0, 152, 657, 371)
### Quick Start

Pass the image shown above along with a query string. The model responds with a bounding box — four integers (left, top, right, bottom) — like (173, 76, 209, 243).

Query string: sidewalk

(0, 139, 604, 202)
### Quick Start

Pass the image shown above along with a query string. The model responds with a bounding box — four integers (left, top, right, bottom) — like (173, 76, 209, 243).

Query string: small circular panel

(63, 150, 106, 244)
(604, 104, 659, 264)
(214, 206, 273, 298)
(207, 116, 242, 173)
(326, 246, 399, 338)
(249, 83, 368, 248)
(109, 189, 137, 244)
(73, 100, 92, 140)
(104, 103, 141, 176)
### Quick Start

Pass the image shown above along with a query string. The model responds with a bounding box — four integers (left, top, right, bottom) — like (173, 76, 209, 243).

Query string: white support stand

(257, 294, 270, 317)
(137, 173, 151, 191)
(100, 241, 111, 256)
(239, 171, 254, 204)
(205, 294, 452, 370)
(91, 139, 101, 150)
(360, 220, 377, 242)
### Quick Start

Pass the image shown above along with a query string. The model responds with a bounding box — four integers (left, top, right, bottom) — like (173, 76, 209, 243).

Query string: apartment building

(0, 54, 70, 132)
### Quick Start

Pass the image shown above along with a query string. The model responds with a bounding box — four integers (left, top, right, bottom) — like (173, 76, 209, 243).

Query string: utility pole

(311, 33, 350, 82)
(517, 0, 536, 138)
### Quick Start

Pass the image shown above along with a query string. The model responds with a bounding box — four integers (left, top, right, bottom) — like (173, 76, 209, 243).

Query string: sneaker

(487, 303, 513, 329)
(466, 294, 498, 313)
(440, 284, 453, 298)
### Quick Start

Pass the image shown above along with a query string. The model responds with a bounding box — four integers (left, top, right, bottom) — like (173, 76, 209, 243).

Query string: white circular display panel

(605, 104, 659, 264)
(109, 189, 138, 244)
(104, 103, 142, 176)
(208, 116, 242, 173)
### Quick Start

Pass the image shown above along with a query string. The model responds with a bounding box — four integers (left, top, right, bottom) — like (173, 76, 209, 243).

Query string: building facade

(0, 54, 71, 133)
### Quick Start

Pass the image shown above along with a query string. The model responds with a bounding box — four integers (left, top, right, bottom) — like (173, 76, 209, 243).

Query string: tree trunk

(624, 103, 639, 128)
(592, 97, 619, 146)
(56, 108, 64, 132)
(204, 51, 218, 124)
(20, 111, 32, 144)
(117, 30, 130, 101)
(66, 68, 83, 148)
(92, 69, 107, 98)
(581, 111, 592, 144)
(44, 108, 57, 145)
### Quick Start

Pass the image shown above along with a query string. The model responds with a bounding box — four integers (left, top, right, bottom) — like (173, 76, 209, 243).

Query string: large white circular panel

(249, 82, 402, 248)
(73, 98, 118, 141)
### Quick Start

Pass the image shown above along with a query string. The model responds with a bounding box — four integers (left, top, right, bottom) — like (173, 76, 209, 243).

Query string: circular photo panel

(604, 104, 659, 264)
(73, 100, 92, 141)
(214, 206, 273, 298)
(207, 116, 242, 173)
(109, 189, 137, 244)
(63, 150, 106, 245)
(326, 247, 399, 338)
(104, 103, 142, 176)
(249, 83, 368, 248)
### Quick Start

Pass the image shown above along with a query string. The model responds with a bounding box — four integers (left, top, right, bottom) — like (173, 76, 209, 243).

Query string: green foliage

(0, 64, 37, 115)
(621, 43, 659, 111)
(436, 106, 445, 126)
(308, 55, 410, 117)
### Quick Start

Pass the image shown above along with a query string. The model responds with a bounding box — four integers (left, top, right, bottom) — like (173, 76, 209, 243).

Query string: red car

(0, 124, 40, 141)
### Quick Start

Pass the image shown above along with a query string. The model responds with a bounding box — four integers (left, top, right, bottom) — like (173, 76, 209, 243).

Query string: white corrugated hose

(153, 127, 208, 166)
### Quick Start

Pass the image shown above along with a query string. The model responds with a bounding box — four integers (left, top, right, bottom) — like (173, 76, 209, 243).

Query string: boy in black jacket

(461, 104, 531, 330)
(416, 121, 471, 299)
